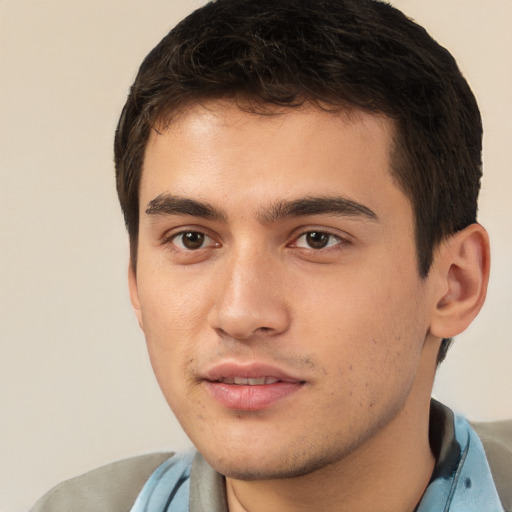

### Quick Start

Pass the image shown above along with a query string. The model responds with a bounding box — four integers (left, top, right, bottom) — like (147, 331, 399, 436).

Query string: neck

(226, 353, 437, 512)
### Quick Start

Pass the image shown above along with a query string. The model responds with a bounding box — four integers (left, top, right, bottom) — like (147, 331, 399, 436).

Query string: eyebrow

(146, 194, 227, 221)
(259, 196, 378, 223)
(145, 194, 378, 223)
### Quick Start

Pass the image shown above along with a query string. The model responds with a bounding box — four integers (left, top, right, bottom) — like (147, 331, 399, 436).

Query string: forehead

(141, 100, 409, 223)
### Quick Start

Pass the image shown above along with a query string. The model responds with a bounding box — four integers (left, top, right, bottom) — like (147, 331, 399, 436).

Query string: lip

(201, 362, 305, 411)
(203, 361, 303, 382)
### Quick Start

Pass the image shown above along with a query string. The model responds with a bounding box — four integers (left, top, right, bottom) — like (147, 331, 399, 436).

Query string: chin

(198, 437, 355, 482)
(209, 457, 326, 481)
(219, 459, 336, 481)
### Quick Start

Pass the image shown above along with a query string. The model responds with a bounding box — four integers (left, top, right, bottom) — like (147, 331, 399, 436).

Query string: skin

(129, 100, 489, 512)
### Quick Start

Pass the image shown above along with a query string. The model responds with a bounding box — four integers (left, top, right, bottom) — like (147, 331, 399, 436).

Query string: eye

(169, 231, 217, 250)
(294, 231, 343, 250)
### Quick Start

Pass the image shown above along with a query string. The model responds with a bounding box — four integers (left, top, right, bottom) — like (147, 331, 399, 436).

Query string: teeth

(219, 377, 280, 385)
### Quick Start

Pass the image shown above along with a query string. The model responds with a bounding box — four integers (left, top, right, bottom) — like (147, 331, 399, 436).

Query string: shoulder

(29, 452, 173, 512)
(472, 419, 512, 512)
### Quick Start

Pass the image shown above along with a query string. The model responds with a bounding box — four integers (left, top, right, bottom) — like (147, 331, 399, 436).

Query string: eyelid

(288, 227, 353, 248)
(294, 232, 342, 250)
(160, 226, 221, 250)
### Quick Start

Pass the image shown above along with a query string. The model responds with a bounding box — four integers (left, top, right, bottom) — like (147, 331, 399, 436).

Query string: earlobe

(128, 261, 144, 331)
(430, 224, 490, 339)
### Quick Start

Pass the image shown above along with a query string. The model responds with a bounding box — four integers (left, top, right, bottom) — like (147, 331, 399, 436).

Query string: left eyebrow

(145, 194, 227, 221)
(258, 196, 378, 223)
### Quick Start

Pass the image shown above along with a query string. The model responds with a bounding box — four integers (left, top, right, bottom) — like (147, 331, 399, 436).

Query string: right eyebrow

(145, 194, 227, 221)
(258, 196, 378, 223)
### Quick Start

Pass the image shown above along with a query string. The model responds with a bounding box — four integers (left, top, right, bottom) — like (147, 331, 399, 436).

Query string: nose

(207, 248, 291, 341)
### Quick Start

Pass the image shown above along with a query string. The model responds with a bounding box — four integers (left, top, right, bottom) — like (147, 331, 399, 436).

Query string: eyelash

(163, 230, 219, 251)
(163, 228, 349, 253)
(291, 231, 346, 251)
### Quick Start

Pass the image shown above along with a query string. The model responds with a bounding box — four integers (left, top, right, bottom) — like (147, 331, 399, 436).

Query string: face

(131, 101, 439, 480)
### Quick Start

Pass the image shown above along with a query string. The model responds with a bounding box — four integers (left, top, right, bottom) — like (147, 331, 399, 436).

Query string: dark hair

(114, 0, 482, 363)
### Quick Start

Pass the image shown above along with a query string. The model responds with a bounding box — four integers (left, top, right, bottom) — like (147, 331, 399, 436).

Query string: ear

(430, 224, 490, 339)
(128, 261, 144, 331)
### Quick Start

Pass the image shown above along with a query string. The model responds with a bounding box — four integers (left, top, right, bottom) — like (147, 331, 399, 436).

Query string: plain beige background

(1, 1, 511, 511)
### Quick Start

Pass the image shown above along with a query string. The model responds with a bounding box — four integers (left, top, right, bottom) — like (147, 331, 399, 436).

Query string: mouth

(214, 377, 283, 385)
(202, 362, 305, 411)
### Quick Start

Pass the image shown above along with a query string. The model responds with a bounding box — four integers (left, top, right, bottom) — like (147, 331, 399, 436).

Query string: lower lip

(204, 381, 303, 411)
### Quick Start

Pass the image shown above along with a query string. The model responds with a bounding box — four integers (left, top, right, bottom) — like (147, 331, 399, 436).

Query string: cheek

(139, 264, 211, 335)
(136, 271, 211, 388)
(295, 265, 427, 380)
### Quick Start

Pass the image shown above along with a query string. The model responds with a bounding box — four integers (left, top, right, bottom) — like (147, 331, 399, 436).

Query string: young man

(31, 0, 511, 511)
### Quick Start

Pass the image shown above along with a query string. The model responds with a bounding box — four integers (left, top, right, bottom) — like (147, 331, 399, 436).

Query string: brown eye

(305, 232, 330, 249)
(294, 231, 343, 250)
(172, 231, 208, 250)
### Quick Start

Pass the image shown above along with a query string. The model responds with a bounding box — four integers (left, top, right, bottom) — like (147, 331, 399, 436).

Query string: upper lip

(201, 361, 304, 383)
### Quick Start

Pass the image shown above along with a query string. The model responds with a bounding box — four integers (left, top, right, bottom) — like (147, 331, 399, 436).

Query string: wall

(1, 1, 510, 510)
